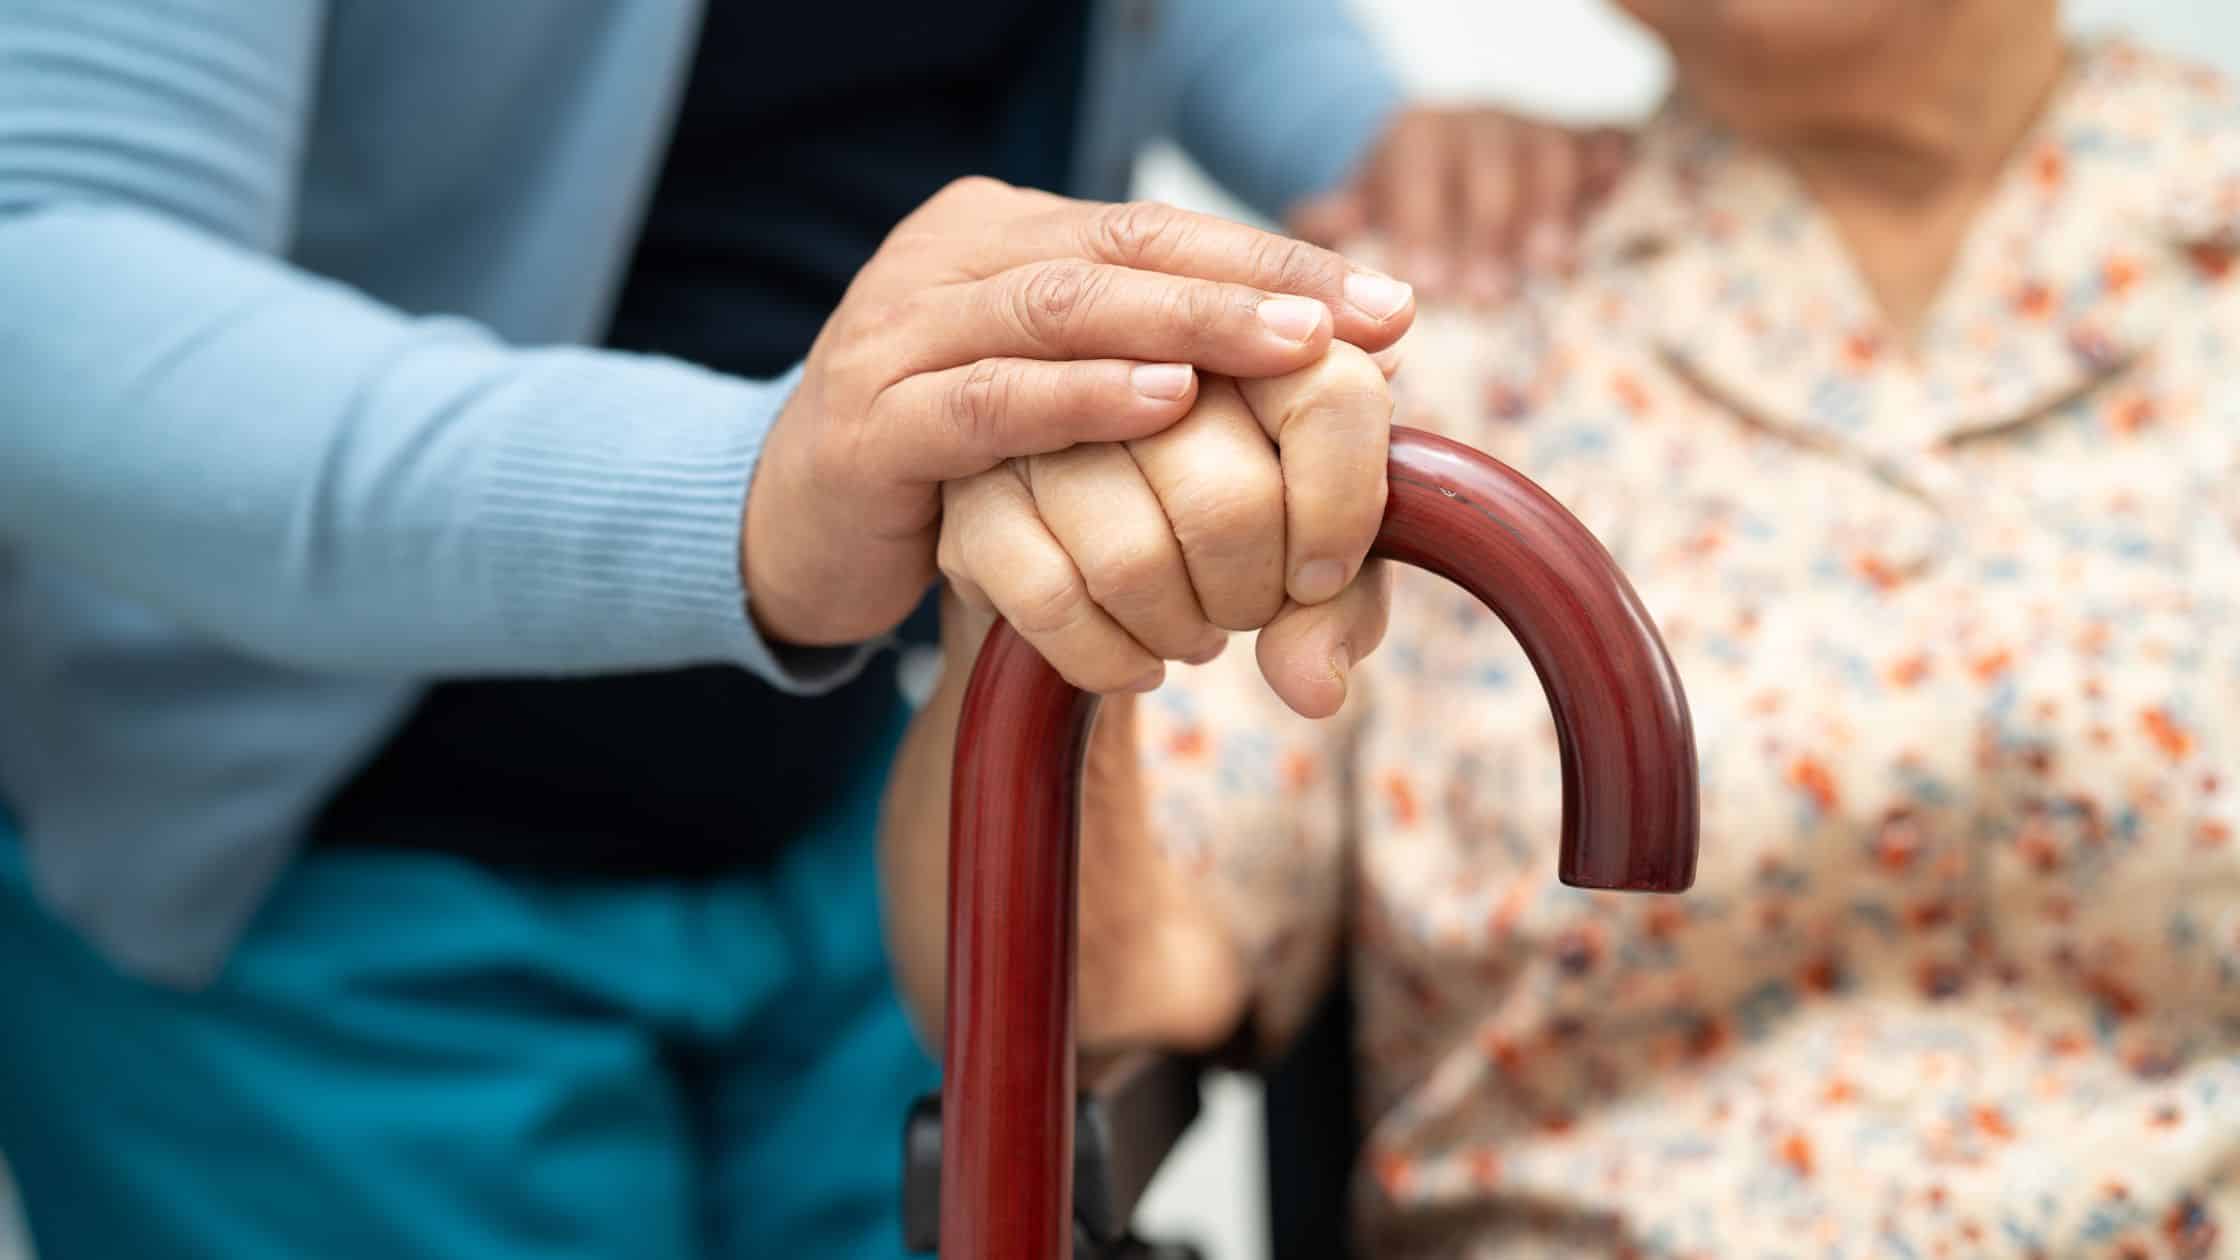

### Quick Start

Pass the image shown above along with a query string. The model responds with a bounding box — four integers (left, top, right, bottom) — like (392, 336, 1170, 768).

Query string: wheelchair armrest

(1076, 1051, 1205, 1240)
(904, 1051, 1205, 1254)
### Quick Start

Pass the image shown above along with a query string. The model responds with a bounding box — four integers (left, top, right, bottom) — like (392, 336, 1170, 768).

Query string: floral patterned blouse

(1139, 41, 2240, 1260)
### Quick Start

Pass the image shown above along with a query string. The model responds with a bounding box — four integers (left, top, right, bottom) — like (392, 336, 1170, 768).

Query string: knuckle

(1007, 567, 1092, 640)
(1309, 339, 1391, 394)
(1012, 261, 1102, 344)
(937, 473, 1004, 577)
(1170, 467, 1283, 558)
(1271, 346, 1393, 436)
(840, 297, 904, 345)
(1252, 233, 1340, 300)
(845, 286, 938, 353)
(873, 226, 941, 272)
(1092, 199, 1187, 266)
(1156, 282, 1227, 357)
(949, 359, 1014, 442)
(828, 350, 890, 413)
(935, 174, 1008, 209)
(1079, 541, 1174, 612)
(895, 286, 944, 329)
(935, 530, 969, 586)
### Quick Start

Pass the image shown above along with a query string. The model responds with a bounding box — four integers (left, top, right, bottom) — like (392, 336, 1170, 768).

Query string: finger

(1126, 378, 1288, 632)
(1233, 342, 1392, 607)
(941, 469, 1166, 694)
(1372, 114, 1458, 297)
(1287, 188, 1368, 247)
(936, 570, 1001, 664)
(1580, 127, 1635, 206)
(872, 357, 1199, 482)
(935, 499, 1003, 650)
(1023, 444, 1225, 663)
(1255, 562, 1395, 719)
(897, 262, 1337, 381)
(1520, 128, 1585, 275)
(975, 198, 1416, 346)
(1459, 120, 1524, 304)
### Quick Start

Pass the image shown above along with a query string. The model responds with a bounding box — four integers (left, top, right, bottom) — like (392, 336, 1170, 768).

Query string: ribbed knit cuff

(477, 350, 873, 694)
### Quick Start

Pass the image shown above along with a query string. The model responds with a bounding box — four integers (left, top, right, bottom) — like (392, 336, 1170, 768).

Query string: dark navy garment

(609, 2, 1090, 380)
(316, 1, 1089, 874)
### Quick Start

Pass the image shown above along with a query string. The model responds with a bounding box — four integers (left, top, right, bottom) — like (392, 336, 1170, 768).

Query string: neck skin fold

(1682, 6, 2068, 334)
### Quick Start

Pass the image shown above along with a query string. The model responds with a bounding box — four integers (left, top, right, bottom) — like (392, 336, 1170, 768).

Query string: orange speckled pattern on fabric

(1138, 40, 2240, 1260)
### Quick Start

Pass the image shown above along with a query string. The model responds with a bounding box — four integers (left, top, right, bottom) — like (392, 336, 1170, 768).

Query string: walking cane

(940, 426, 1701, 1259)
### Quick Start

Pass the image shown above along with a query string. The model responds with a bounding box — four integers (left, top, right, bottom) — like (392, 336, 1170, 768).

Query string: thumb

(1254, 562, 1395, 719)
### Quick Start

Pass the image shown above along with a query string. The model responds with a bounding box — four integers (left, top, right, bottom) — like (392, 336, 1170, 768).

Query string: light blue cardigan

(0, 1, 1401, 986)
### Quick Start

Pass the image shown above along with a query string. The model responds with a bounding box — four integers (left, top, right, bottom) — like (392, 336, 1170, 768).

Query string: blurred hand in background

(1289, 106, 1632, 304)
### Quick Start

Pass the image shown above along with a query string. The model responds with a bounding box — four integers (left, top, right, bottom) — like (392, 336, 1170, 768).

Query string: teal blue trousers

(0, 720, 935, 1260)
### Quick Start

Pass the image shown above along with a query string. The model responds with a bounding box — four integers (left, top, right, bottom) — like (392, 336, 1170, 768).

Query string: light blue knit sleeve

(0, 0, 866, 690)
(1156, 0, 1407, 220)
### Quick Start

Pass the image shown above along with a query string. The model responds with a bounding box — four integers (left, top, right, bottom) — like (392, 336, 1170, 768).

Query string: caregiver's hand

(744, 177, 1417, 647)
(1289, 106, 1631, 304)
(935, 342, 1398, 720)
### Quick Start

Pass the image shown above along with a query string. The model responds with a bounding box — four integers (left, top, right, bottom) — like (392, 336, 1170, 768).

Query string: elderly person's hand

(746, 178, 1416, 650)
(1290, 106, 1631, 303)
(934, 342, 1399, 718)
(887, 345, 1401, 1057)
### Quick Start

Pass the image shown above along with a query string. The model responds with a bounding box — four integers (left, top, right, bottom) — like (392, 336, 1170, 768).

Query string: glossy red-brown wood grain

(942, 426, 1700, 1260)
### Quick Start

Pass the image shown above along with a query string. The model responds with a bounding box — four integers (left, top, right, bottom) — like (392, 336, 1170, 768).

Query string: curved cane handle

(941, 426, 1699, 1260)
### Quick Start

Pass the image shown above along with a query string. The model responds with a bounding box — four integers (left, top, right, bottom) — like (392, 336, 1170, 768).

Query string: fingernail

(1292, 559, 1347, 604)
(1257, 296, 1328, 344)
(1344, 270, 1413, 321)
(1127, 665, 1167, 693)
(1371, 344, 1405, 378)
(1131, 362, 1195, 400)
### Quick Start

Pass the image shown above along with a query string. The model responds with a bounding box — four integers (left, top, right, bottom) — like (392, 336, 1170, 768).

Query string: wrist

(740, 417, 820, 646)
(1080, 903, 1249, 1055)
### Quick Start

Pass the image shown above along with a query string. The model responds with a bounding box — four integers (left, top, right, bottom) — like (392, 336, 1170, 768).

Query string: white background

(4, 3, 2235, 1258)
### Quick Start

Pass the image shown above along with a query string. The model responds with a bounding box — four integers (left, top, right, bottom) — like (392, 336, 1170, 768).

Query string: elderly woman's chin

(1615, 0, 1928, 54)
(1611, 0, 2056, 130)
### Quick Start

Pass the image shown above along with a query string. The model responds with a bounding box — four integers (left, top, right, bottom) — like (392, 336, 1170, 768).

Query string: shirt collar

(1581, 39, 2238, 452)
